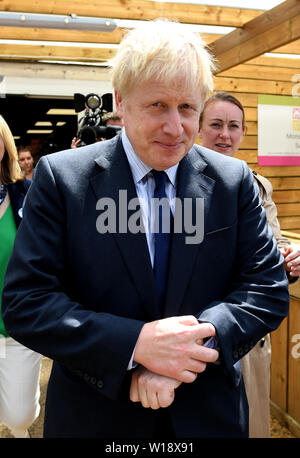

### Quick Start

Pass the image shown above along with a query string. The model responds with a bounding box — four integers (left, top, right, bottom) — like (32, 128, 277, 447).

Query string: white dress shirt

(121, 128, 179, 369)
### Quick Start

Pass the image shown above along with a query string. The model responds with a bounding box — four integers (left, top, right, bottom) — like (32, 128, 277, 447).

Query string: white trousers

(0, 336, 42, 438)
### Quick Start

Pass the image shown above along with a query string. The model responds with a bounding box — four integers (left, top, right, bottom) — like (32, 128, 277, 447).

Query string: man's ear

(114, 90, 123, 118)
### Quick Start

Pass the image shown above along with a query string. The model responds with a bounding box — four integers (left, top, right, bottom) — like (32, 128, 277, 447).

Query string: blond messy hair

(0, 114, 23, 184)
(110, 19, 215, 105)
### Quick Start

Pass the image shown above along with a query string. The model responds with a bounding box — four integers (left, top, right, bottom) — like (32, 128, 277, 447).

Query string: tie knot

(152, 169, 167, 189)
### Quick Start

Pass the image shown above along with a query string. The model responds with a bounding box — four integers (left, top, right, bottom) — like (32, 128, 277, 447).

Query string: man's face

(115, 80, 202, 170)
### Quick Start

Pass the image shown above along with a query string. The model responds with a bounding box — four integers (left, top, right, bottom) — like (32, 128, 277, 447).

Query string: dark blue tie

(152, 170, 173, 309)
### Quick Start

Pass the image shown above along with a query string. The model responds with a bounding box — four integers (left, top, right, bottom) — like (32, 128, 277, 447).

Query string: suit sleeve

(2, 156, 144, 400)
(198, 162, 289, 383)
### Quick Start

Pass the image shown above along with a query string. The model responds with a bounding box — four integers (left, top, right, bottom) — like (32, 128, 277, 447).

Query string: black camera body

(74, 92, 121, 146)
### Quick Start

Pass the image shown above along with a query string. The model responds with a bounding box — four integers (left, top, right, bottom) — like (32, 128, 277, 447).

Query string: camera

(74, 92, 121, 146)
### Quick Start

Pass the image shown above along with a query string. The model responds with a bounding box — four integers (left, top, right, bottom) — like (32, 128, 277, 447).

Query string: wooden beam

(0, 0, 262, 27)
(0, 26, 126, 44)
(0, 26, 221, 46)
(0, 44, 116, 62)
(210, 0, 300, 73)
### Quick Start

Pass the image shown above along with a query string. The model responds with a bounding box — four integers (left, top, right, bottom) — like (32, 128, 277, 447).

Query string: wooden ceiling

(0, 0, 299, 71)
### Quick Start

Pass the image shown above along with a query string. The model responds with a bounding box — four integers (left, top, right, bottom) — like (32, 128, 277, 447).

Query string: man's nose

(163, 109, 184, 137)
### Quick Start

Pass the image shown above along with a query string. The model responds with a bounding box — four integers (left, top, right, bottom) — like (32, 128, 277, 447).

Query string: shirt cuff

(127, 344, 138, 370)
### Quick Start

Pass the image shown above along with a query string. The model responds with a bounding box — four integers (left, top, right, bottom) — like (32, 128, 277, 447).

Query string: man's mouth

(156, 141, 183, 150)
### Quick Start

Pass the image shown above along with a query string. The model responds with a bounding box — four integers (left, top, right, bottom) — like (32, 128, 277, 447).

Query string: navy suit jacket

(2, 135, 289, 438)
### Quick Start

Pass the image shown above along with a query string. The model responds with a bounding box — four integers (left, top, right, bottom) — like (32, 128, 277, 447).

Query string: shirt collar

(121, 128, 179, 187)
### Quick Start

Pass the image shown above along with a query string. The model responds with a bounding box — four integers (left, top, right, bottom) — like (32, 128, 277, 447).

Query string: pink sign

(258, 156, 300, 166)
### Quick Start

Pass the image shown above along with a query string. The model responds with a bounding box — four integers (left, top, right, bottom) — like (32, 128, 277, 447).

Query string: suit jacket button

(90, 377, 97, 385)
(97, 380, 104, 389)
(233, 350, 239, 360)
(84, 373, 90, 382)
(238, 347, 244, 356)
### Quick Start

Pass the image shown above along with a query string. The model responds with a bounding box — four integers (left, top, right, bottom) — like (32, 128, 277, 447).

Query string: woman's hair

(199, 91, 245, 127)
(17, 146, 33, 156)
(110, 19, 215, 106)
(0, 114, 23, 184)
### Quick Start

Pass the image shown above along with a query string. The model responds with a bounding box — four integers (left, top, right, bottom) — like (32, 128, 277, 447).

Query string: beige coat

(242, 172, 291, 438)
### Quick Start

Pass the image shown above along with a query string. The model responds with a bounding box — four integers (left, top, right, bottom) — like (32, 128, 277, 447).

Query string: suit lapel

(89, 137, 159, 320)
(164, 146, 216, 317)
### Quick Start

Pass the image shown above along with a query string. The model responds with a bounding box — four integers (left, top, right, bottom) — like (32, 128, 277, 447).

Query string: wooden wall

(212, 55, 300, 234)
(270, 233, 300, 437)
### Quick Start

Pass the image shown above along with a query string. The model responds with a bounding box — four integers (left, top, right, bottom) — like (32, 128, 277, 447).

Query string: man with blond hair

(3, 19, 289, 438)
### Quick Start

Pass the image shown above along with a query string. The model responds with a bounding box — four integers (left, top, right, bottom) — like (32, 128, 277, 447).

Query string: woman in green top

(0, 114, 41, 438)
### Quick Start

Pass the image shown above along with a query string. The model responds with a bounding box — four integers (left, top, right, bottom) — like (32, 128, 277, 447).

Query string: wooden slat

(270, 317, 288, 412)
(0, 26, 126, 44)
(0, 27, 221, 46)
(239, 136, 257, 149)
(242, 121, 257, 135)
(244, 107, 257, 122)
(0, 0, 262, 27)
(0, 27, 222, 48)
(210, 1, 300, 73)
(273, 190, 300, 203)
(231, 93, 258, 107)
(235, 149, 257, 163)
(273, 39, 300, 55)
(0, 44, 116, 61)
(278, 216, 300, 229)
(248, 55, 300, 69)
(276, 203, 300, 216)
(269, 177, 300, 190)
(282, 230, 300, 240)
(252, 166, 300, 177)
(219, 63, 298, 82)
(288, 298, 300, 424)
(215, 76, 293, 96)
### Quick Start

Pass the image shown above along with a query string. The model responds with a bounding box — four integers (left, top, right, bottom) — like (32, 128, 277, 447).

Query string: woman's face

(199, 100, 246, 157)
(18, 150, 34, 173)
